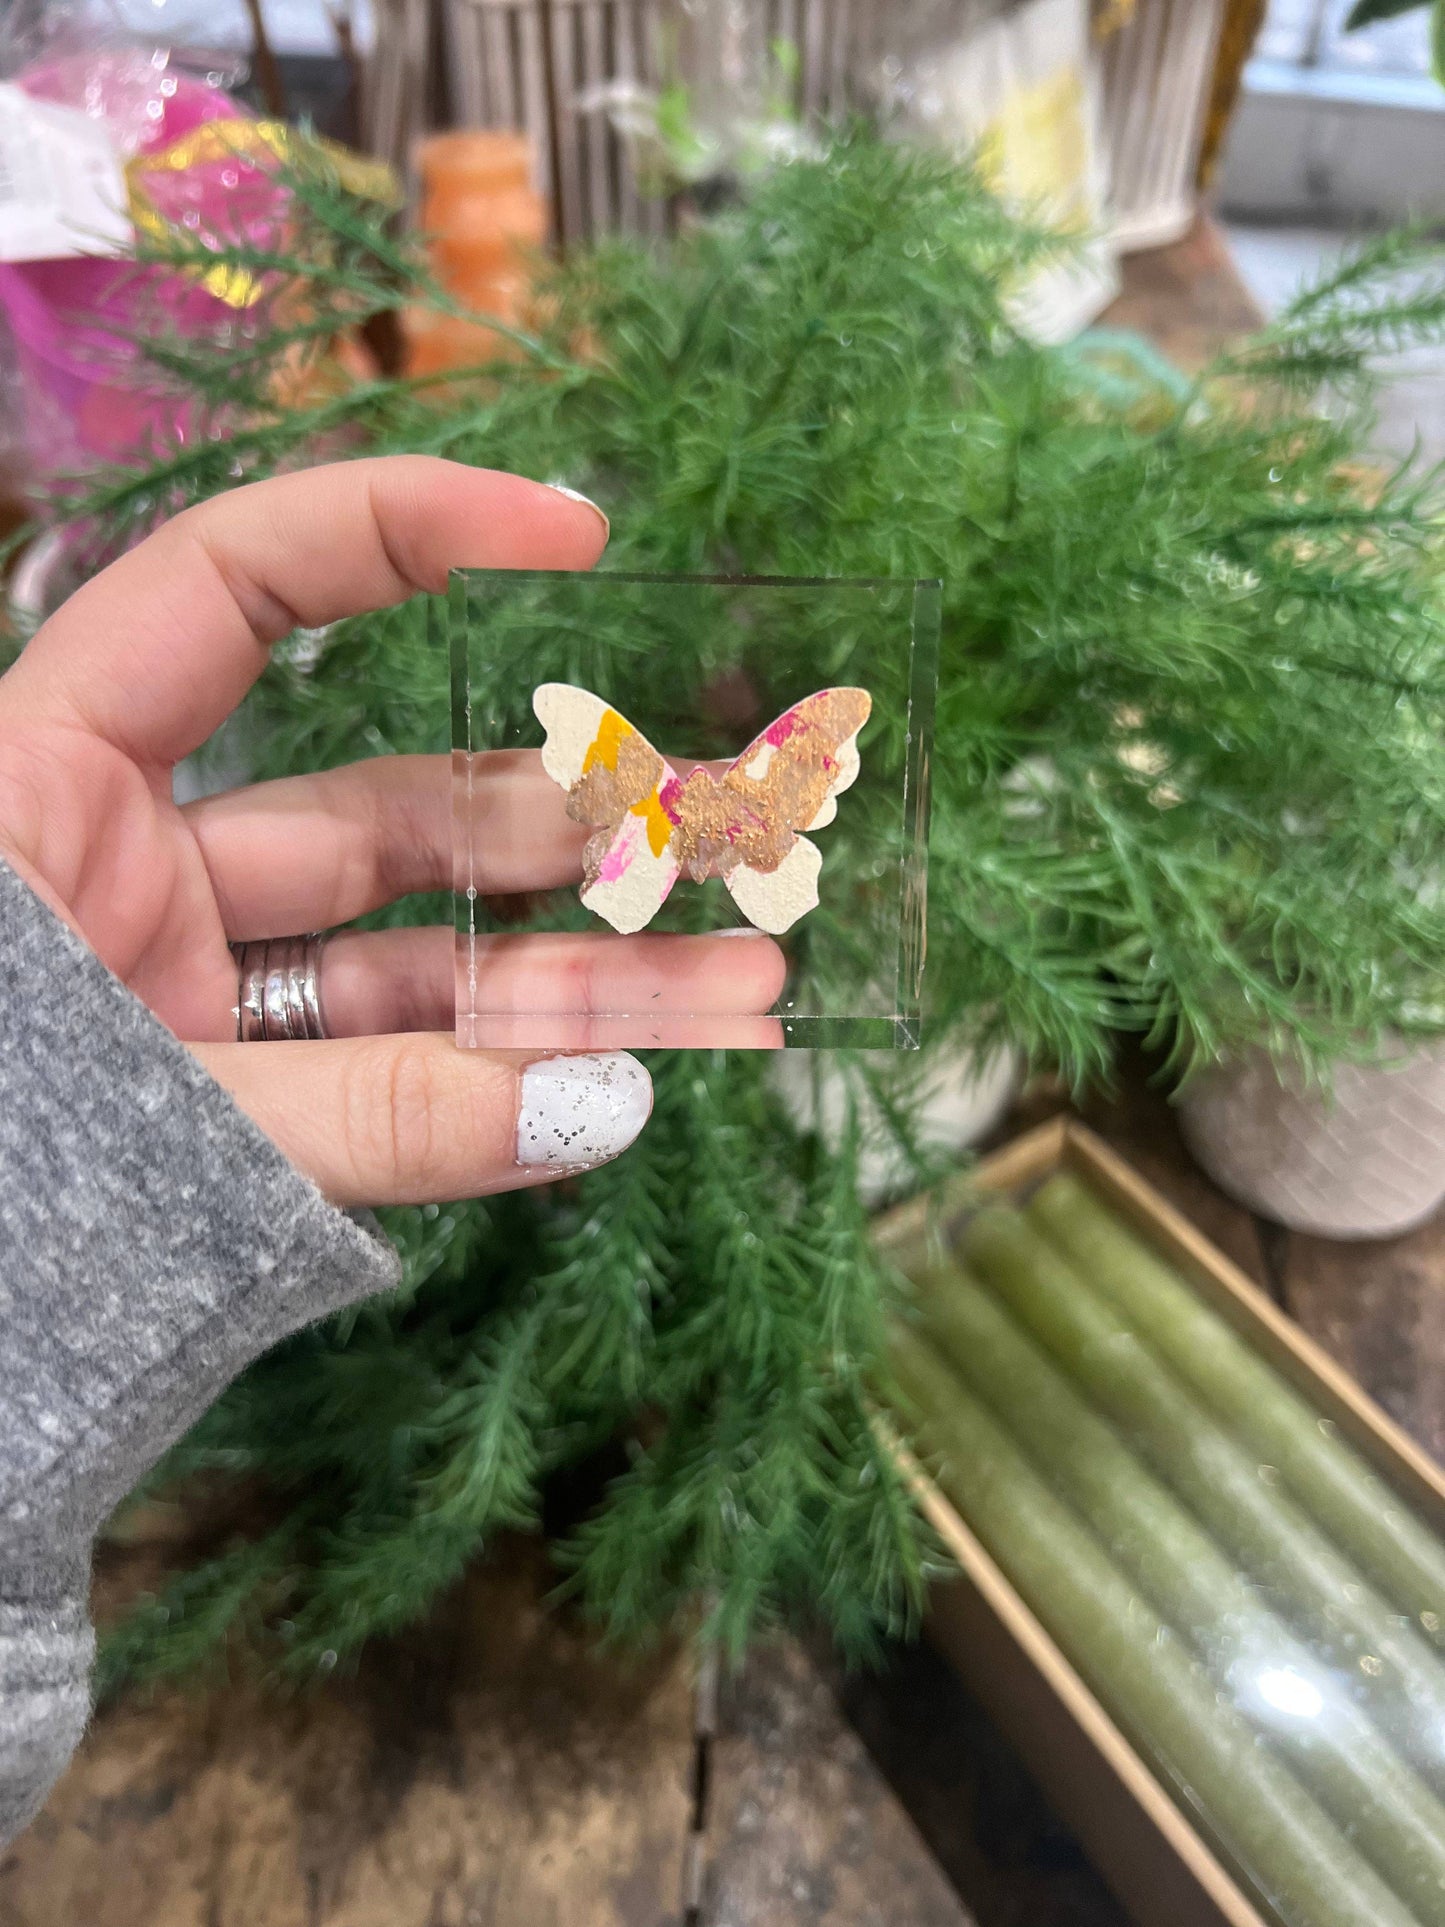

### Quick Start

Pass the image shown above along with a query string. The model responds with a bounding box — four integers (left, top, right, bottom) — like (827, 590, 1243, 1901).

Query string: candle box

(873, 1117, 1445, 1927)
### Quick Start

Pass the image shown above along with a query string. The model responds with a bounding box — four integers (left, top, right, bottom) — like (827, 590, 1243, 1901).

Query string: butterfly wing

(711, 687, 871, 933)
(722, 837, 824, 934)
(533, 684, 681, 934)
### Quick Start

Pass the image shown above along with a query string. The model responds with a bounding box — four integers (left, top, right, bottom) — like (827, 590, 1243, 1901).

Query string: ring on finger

(232, 933, 330, 1041)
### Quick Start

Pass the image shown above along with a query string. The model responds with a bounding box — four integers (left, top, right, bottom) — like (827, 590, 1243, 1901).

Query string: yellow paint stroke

(583, 710, 673, 858)
(127, 120, 399, 309)
(582, 707, 631, 774)
(631, 788, 674, 858)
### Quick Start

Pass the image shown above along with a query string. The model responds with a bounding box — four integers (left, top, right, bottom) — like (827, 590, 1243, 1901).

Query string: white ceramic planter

(771, 1041, 1024, 1205)
(1098, 0, 1226, 253)
(1177, 1042, 1445, 1240)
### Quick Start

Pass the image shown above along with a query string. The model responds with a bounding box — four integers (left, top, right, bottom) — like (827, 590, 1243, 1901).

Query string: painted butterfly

(533, 683, 872, 934)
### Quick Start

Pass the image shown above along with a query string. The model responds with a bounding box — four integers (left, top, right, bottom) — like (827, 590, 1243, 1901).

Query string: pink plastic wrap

(0, 29, 288, 475)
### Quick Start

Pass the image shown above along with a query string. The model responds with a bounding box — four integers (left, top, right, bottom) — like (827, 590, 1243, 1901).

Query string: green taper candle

(915, 1264, 1445, 1924)
(961, 1205, 1445, 1796)
(1029, 1170, 1445, 1645)
(888, 1331, 1423, 1927)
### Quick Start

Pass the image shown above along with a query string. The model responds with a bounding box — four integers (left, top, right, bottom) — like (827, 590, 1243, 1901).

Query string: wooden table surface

(5, 220, 1444, 1927)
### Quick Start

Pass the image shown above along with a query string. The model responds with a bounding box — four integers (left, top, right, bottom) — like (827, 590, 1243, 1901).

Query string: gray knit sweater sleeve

(0, 857, 401, 1842)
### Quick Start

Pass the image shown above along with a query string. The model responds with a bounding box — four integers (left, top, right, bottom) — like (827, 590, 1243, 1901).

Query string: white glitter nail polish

(516, 1052, 651, 1168)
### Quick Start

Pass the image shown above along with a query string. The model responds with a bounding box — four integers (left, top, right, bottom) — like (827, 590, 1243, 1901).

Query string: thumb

(190, 1034, 652, 1206)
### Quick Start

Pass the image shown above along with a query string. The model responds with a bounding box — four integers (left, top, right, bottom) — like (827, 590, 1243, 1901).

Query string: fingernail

(543, 481, 609, 540)
(517, 1052, 651, 1168)
(714, 925, 768, 938)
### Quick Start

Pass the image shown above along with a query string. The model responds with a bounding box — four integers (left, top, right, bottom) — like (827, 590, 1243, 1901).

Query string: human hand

(0, 458, 783, 1205)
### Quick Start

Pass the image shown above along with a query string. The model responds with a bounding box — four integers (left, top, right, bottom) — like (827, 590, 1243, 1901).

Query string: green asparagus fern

(26, 131, 1445, 1683)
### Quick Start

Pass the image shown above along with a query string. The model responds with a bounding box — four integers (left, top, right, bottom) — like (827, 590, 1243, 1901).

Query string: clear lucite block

(448, 568, 939, 1050)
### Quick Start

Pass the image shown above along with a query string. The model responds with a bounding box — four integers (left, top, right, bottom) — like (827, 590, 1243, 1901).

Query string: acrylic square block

(448, 568, 939, 1050)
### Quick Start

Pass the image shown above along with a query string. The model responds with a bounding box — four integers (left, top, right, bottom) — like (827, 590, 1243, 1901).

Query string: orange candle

(418, 128, 533, 205)
(429, 187, 549, 286)
(403, 309, 523, 378)
(408, 127, 547, 377)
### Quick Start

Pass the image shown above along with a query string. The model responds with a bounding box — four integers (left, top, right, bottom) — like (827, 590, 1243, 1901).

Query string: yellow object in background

(907, 0, 1117, 342)
(1092, 0, 1138, 34)
(976, 66, 1093, 229)
(127, 118, 399, 309)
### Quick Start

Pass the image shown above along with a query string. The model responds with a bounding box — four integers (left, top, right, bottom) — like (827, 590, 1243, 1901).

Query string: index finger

(3, 457, 608, 766)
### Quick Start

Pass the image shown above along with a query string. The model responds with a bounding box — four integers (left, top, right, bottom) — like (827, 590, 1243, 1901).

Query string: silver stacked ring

(233, 934, 330, 1042)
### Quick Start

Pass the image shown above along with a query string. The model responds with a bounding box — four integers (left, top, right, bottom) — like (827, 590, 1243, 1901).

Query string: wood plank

(832, 1639, 1124, 1927)
(701, 1639, 976, 1927)
(0, 1537, 694, 1927)
(1285, 1216, 1445, 1467)
(1099, 215, 1264, 371)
